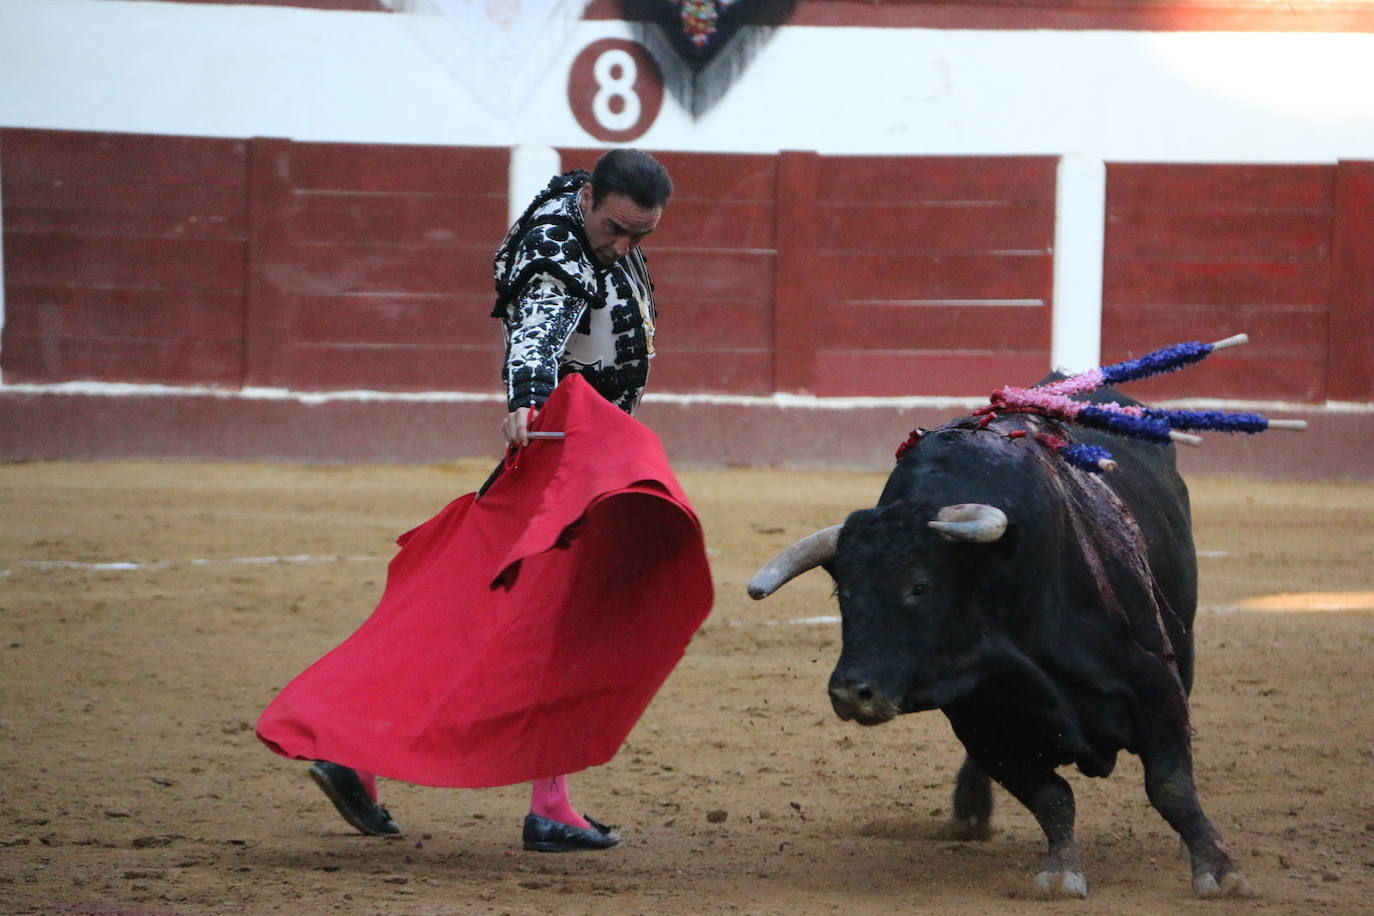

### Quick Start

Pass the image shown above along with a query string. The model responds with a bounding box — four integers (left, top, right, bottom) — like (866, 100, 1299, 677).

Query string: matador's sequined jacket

(491, 170, 657, 415)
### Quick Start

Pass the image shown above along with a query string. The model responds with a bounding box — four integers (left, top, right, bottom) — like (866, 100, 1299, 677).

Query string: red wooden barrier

(557, 148, 1057, 397)
(245, 138, 509, 391)
(2, 129, 1369, 407)
(774, 151, 819, 393)
(1102, 163, 1336, 402)
(0, 128, 249, 387)
(1329, 161, 1374, 402)
(811, 155, 1057, 396)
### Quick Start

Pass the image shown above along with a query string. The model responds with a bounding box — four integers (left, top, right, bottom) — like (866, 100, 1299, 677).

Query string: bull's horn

(747, 525, 842, 600)
(928, 504, 1008, 543)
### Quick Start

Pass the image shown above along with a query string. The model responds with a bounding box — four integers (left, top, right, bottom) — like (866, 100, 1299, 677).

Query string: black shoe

(308, 761, 401, 836)
(522, 813, 620, 852)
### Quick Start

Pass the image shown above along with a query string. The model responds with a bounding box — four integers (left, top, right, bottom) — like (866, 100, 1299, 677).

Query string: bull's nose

(829, 672, 898, 725)
(828, 678, 876, 720)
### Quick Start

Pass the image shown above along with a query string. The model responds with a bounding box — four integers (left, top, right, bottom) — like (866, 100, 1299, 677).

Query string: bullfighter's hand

(503, 407, 537, 449)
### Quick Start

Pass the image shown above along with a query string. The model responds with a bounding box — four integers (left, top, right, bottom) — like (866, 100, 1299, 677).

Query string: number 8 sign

(568, 39, 664, 143)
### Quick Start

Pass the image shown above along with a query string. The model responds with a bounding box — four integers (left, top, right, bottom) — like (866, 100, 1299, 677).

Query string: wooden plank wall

(0, 130, 510, 393)
(558, 149, 1058, 397)
(246, 139, 508, 391)
(1, 129, 250, 387)
(1103, 163, 1340, 402)
(4, 129, 1370, 405)
(809, 154, 1057, 396)
(1328, 161, 1374, 402)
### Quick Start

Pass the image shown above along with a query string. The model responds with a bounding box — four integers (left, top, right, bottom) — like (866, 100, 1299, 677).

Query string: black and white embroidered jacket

(491, 170, 657, 415)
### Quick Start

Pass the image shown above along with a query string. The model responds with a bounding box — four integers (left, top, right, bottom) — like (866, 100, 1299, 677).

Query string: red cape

(256, 375, 714, 787)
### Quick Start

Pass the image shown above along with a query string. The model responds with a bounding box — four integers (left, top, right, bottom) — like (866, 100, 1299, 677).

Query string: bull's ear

(928, 504, 1008, 543)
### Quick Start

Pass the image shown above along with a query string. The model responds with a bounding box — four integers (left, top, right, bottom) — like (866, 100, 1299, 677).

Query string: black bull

(748, 387, 1251, 898)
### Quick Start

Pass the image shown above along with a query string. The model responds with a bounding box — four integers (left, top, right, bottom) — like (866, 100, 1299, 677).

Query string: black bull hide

(749, 387, 1252, 898)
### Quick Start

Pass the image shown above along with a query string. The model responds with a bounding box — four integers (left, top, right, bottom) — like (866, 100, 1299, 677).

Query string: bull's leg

(949, 709, 1087, 897)
(948, 755, 993, 839)
(993, 767, 1087, 898)
(1138, 748, 1252, 897)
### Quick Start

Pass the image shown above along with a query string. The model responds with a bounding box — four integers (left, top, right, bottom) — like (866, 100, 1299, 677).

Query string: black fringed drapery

(621, 0, 798, 118)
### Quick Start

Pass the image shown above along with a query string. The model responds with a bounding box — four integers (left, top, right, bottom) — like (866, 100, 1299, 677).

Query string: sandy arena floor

(2, 460, 1372, 915)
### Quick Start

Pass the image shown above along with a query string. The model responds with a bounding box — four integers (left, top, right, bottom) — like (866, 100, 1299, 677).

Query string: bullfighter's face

(826, 503, 991, 725)
(578, 184, 661, 267)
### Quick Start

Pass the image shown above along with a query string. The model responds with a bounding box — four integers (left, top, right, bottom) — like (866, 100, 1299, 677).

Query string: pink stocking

(529, 775, 590, 829)
(355, 768, 379, 803)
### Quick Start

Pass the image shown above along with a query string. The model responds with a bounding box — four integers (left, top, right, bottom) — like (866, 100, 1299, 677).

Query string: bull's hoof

(1034, 869, 1088, 899)
(1194, 869, 1253, 898)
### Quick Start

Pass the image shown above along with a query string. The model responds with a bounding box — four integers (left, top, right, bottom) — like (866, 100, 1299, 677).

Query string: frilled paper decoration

(624, 0, 797, 118)
(895, 334, 1307, 473)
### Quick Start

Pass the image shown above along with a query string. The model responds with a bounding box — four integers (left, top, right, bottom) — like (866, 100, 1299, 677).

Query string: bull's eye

(910, 583, 930, 598)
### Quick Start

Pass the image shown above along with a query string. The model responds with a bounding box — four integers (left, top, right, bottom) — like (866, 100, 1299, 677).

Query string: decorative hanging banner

(387, 0, 592, 121)
(622, 0, 797, 119)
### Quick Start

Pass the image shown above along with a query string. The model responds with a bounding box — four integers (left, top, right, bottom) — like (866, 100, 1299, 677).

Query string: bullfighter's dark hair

(590, 148, 673, 210)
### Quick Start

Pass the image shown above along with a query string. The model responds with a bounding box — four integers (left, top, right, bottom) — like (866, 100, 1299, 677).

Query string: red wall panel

(281, 142, 507, 195)
(814, 252, 1051, 302)
(817, 155, 1058, 202)
(812, 155, 1057, 396)
(291, 292, 495, 345)
(1, 129, 248, 187)
(286, 342, 503, 392)
(819, 302, 1047, 352)
(245, 139, 509, 391)
(5, 130, 1366, 407)
(1102, 163, 1336, 402)
(667, 301, 772, 350)
(817, 200, 1053, 254)
(1, 338, 243, 387)
(1, 128, 249, 387)
(646, 348, 774, 395)
(285, 193, 506, 247)
(5, 234, 246, 290)
(1104, 260, 1330, 307)
(1328, 161, 1374, 401)
(3, 287, 244, 340)
(1106, 164, 1332, 209)
(814, 350, 1049, 398)
(4, 183, 247, 239)
(773, 150, 819, 393)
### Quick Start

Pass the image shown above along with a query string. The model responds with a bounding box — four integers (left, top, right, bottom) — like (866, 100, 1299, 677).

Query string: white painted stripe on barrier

(3, 380, 1368, 413)
(0, 381, 508, 404)
(1, 554, 384, 575)
(728, 615, 841, 628)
